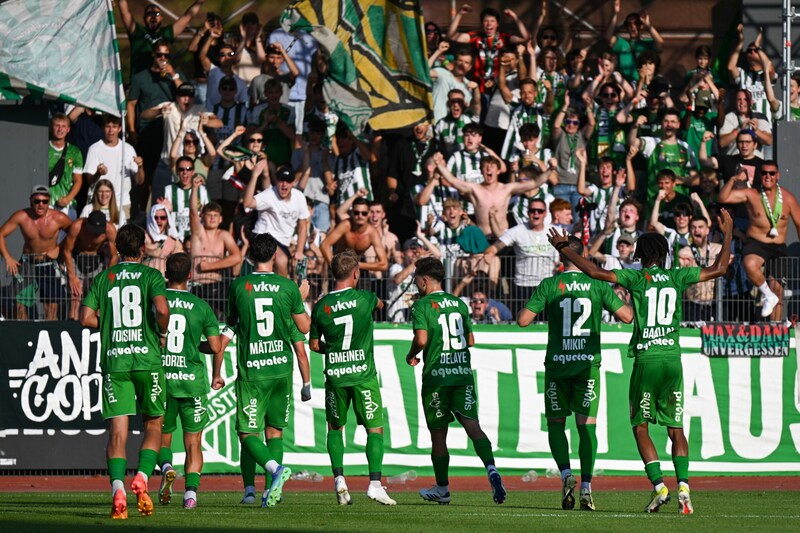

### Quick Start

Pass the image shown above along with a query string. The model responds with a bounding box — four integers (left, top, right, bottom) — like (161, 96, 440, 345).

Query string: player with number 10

(549, 209, 733, 514)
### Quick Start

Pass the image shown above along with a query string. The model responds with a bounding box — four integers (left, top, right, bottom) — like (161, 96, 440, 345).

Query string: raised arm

(549, 228, 618, 283)
(116, 0, 136, 35)
(242, 157, 269, 209)
(699, 208, 733, 281)
(447, 4, 473, 43)
(690, 192, 712, 224)
(649, 189, 668, 234)
(576, 148, 591, 196)
(717, 169, 750, 204)
(604, 0, 620, 47)
(335, 188, 367, 221)
(320, 222, 348, 265)
(172, 0, 206, 37)
(505, 9, 530, 43)
(728, 24, 744, 81)
(199, 231, 243, 272)
(435, 152, 475, 195)
(640, 10, 664, 49)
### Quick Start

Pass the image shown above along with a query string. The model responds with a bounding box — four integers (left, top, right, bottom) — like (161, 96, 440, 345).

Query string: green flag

(281, 0, 433, 135)
(0, 0, 125, 115)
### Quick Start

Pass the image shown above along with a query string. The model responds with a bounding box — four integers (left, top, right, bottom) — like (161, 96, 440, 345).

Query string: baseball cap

(31, 184, 50, 197)
(617, 235, 636, 246)
(176, 83, 196, 97)
(87, 210, 107, 234)
(275, 166, 294, 182)
(403, 237, 422, 250)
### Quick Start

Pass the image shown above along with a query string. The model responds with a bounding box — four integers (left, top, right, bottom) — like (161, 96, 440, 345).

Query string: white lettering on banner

(728, 358, 784, 459)
(472, 348, 513, 450)
(682, 356, 724, 459)
(9, 329, 102, 423)
(375, 345, 412, 448)
(515, 349, 551, 453)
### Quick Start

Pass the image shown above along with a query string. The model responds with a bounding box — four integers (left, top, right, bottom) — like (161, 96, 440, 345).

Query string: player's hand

(298, 278, 310, 300)
(717, 207, 733, 236)
(301, 382, 312, 401)
(547, 227, 569, 248)
(406, 354, 420, 366)
(211, 374, 225, 390)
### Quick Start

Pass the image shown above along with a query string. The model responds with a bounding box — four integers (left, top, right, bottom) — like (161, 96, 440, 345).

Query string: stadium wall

(1, 321, 798, 476)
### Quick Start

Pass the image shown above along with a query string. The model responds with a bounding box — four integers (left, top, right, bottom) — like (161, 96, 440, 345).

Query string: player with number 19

(406, 257, 506, 506)
(549, 209, 733, 515)
(156, 253, 224, 510)
(309, 251, 395, 506)
(80, 224, 170, 519)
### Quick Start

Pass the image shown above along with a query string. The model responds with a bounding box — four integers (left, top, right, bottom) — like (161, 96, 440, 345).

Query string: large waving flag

(282, 0, 433, 135)
(0, 0, 125, 116)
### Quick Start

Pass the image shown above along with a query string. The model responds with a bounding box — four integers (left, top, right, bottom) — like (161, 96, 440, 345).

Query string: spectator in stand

(48, 113, 83, 219)
(577, 156, 629, 237)
(481, 46, 523, 154)
(200, 31, 248, 110)
(534, 45, 567, 142)
(463, 290, 512, 324)
(618, 72, 673, 140)
(699, 128, 763, 188)
(718, 89, 772, 157)
(164, 156, 209, 243)
(446, 123, 505, 188)
(62, 211, 118, 321)
(549, 198, 575, 233)
(320, 197, 388, 273)
(79, 179, 127, 228)
(551, 95, 595, 208)
(509, 166, 556, 227)
(269, 26, 318, 132)
(728, 25, 777, 130)
(385, 237, 428, 323)
(446, 5, 530, 97)
(428, 43, 480, 123)
(589, 233, 639, 271)
(117, 0, 205, 76)
(584, 82, 627, 170)
(651, 169, 691, 230)
(143, 204, 183, 275)
(601, 197, 643, 258)
(604, 0, 664, 83)
(0, 186, 72, 320)
(532, 0, 574, 55)
(650, 197, 699, 268)
(126, 42, 184, 215)
(425, 22, 444, 63)
(83, 114, 143, 219)
(244, 165, 309, 278)
(233, 12, 266, 84)
(435, 88, 479, 157)
(333, 198, 402, 274)
(169, 125, 216, 181)
(501, 77, 551, 162)
(678, 216, 729, 322)
(482, 198, 558, 310)
(305, 83, 339, 150)
(186, 12, 224, 105)
(324, 122, 378, 209)
(415, 155, 461, 228)
(583, 52, 635, 106)
(249, 42, 298, 107)
(681, 89, 717, 161)
(216, 126, 270, 228)
(294, 118, 332, 232)
(251, 78, 296, 167)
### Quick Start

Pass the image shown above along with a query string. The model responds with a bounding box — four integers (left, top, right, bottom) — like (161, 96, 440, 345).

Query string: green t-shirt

(310, 287, 379, 387)
(614, 266, 701, 361)
(129, 23, 175, 77)
(48, 143, 84, 207)
(411, 291, 474, 387)
(163, 289, 220, 397)
(226, 272, 305, 381)
(645, 140, 694, 206)
(611, 36, 658, 82)
(82, 262, 167, 374)
(525, 270, 624, 377)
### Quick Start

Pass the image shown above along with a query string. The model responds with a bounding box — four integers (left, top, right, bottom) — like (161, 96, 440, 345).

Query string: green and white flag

(0, 0, 124, 116)
(281, 0, 433, 136)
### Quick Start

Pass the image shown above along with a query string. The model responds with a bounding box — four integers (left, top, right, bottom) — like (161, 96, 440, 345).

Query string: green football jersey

(82, 261, 167, 374)
(411, 291, 474, 387)
(163, 289, 220, 397)
(227, 272, 305, 381)
(525, 270, 624, 377)
(310, 287, 378, 387)
(614, 266, 701, 361)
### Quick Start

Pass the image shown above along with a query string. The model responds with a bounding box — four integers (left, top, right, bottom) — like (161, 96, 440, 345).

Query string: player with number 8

(548, 209, 733, 515)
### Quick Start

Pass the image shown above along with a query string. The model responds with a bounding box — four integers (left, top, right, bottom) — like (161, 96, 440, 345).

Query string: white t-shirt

(431, 67, 472, 123)
(83, 139, 139, 208)
(161, 103, 209, 160)
(498, 223, 558, 286)
(253, 186, 310, 245)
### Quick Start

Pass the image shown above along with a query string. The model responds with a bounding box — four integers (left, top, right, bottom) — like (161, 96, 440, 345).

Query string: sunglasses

(154, 215, 168, 221)
(602, 92, 619, 98)
(763, 170, 778, 176)
(146, 10, 161, 17)
(471, 298, 487, 304)
(352, 210, 369, 216)
(178, 167, 194, 172)
(248, 138, 263, 143)
(155, 52, 170, 59)
(220, 51, 236, 58)
(746, 48, 759, 53)
(183, 139, 197, 145)
(32, 198, 49, 205)
(529, 208, 546, 214)
(220, 86, 236, 91)
(542, 34, 557, 40)
(564, 119, 580, 126)
(448, 99, 465, 106)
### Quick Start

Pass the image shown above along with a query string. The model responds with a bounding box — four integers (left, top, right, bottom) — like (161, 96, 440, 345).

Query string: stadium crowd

(1, 0, 797, 324)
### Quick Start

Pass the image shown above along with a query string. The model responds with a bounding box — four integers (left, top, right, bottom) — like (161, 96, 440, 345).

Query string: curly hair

(633, 232, 669, 268)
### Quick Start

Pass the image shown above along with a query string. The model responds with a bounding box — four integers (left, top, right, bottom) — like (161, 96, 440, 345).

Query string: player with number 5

(548, 208, 733, 515)
(406, 257, 507, 506)
(80, 224, 170, 520)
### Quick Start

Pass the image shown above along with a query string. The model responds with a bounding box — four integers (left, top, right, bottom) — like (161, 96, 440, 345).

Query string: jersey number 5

(255, 298, 274, 337)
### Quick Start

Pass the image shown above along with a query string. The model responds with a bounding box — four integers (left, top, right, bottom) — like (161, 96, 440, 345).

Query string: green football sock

(242, 435, 274, 472)
(327, 430, 344, 475)
(431, 453, 450, 487)
(267, 437, 284, 465)
(157, 446, 173, 471)
(108, 457, 127, 485)
(577, 424, 597, 483)
(366, 433, 384, 481)
(472, 437, 495, 467)
(137, 448, 158, 478)
(240, 445, 256, 489)
(185, 472, 201, 492)
(644, 461, 664, 487)
(547, 421, 571, 470)
(673, 455, 689, 484)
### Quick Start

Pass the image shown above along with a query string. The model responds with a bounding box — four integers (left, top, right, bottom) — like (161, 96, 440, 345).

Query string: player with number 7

(548, 208, 733, 515)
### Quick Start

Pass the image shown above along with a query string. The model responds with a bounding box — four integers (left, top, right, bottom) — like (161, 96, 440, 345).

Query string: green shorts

(102, 369, 166, 420)
(235, 376, 292, 434)
(629, 359, 684, 427)
(325, 377, 384, 430)
(544, 366, 601, 418)
(162, 395, 209, 434)
(421, 382, 478, 430)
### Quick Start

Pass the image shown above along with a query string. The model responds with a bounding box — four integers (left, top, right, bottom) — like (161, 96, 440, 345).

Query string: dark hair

(480, 7, 501, 22)
(599, 156, 614, 167)
(661, 107, 682, 121)
(519, 123, 541, 141)
(633, 232, 669, 268)
(367, 200, 385, 210)
(636, 50, 660, 70)
(102, 114, 122, 126)
(249, 233, 278, 263)
(415, 256, 445, 283)
(306, 116, 326, 133)
(334, 121, 352, 139)
(620, 197, 643, 218)
(176, 155, 194, 168)
(116, 224, 146, 258)
(599, 82, 620, 98)
(166, 252, 192, 283)
(695, 45, 712, 59)
(673, 202, 693, 217)
(462, 123, 483, 136)
(762, 159, 778, 169)
(201, 201, 222, 216)
(352, 197, 369, 211)
(656, 168, 677, 181)
(691, 216, 710, 226)
(331, 251, 359, 281)
(519, 78, 537, 91)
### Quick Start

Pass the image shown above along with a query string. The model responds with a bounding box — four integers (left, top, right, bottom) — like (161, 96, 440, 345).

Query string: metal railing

(2, 253, 797, 325)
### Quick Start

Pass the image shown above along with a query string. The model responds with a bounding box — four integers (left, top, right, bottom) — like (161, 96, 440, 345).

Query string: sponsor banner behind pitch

(1, 323, 799, 474)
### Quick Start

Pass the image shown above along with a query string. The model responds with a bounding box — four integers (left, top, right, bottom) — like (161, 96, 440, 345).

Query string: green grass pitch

(0, 490, 795, 532)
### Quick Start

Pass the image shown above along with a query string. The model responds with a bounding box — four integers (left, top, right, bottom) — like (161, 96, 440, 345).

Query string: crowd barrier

(0, 322, 797, 475)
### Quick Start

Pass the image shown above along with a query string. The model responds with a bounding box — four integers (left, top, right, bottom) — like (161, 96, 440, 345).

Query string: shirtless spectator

(718, 161, 800, 319)
(434, 153, 540, 238)
(338, 194, 401, 273)
(61, 211, 118, 321)
(189, 177, 242, 316)
(320, 197, 388, 273)
(0, 186, 72, 320)
(143, 204, 183, 275)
